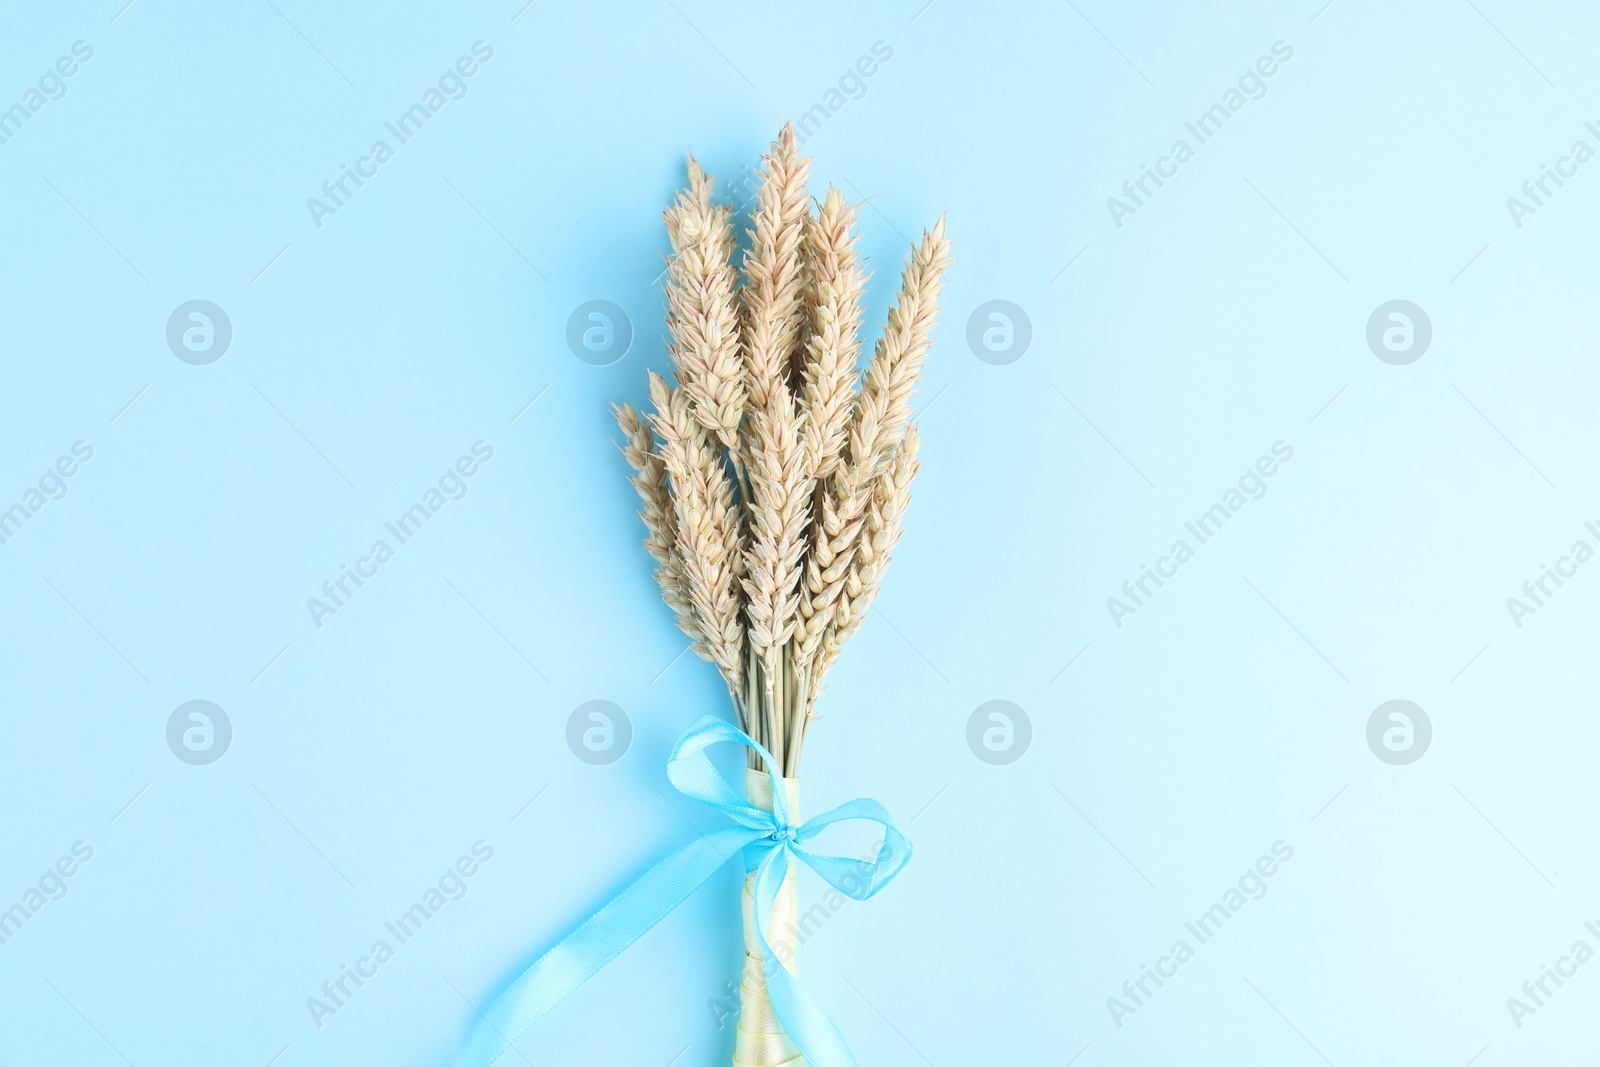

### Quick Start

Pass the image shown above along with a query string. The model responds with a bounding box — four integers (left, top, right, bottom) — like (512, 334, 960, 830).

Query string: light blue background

(2, 1, 1597, 1064)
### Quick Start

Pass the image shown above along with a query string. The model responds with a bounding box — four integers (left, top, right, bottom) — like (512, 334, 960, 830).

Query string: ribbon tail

(750, 850, 860, 1067)
(765, 962, 859, 1067)
(457, 825, 759, 1067)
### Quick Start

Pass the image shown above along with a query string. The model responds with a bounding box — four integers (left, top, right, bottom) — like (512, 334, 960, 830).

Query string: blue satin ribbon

(455, 715, 912, 1067)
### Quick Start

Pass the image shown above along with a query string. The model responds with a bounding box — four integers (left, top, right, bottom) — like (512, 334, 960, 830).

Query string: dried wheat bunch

(615, 123, 952, 776)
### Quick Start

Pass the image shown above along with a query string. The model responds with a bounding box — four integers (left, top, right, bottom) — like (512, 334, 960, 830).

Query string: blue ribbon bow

(455, 715, 912, 1067)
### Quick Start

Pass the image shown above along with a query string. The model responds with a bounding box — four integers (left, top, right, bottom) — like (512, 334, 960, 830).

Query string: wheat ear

(613, 402, 705, 654)
(648, 372, 746, 710)
(741, 385, 809, 710)
(798, 186, 866, 484)
(810, 425, 919, 691)
(789, 188, 869, 675)
(738, 124, 812, 712)
(805, 222, 950, 693)
(793, 221, 949, 672)
(664, 155, 744, 450)
(741, 123, 811, 417)
(846, 216, 952, 480)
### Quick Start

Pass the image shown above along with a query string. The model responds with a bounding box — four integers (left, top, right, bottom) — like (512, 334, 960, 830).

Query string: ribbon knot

(453, 715, 912, 1067)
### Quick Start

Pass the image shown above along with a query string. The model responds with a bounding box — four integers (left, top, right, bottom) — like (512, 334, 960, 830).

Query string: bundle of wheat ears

(615, 124, 952, 781)
(613, 124, 948, 1063)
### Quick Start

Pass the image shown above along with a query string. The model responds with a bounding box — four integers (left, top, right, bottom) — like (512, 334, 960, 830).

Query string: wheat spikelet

(664, 155, 743, 448)
(647, 372, 746, 704)
(791, 472, 866, 669)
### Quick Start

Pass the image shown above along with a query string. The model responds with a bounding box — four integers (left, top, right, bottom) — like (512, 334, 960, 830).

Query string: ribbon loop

(454, 716, 911, 1067)
(790, 797, 912, 900)
(666, 715, 791, 831)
